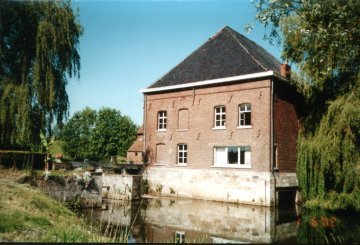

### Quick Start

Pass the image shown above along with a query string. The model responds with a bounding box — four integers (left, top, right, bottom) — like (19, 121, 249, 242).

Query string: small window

(214, 106, 226, 128)
(239, 103, 251, 127)
(177, 144, 187, 165)
(174, 231, 185, 243)
(214, 146, 251, 167)
(158, 111, 167, 130)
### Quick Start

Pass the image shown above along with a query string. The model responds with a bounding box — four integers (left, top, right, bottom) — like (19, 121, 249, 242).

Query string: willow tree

(0, 0, 82, 150)
(250, 0, 360, 210)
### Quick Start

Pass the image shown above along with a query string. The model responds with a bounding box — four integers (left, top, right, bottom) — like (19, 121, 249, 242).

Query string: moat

(80, 197, 360, 244)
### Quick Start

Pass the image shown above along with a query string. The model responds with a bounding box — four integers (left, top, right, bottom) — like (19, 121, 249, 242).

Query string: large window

(177, 144, 187, 166)
(214, 106, 226, 128)
(239, 103, 251, 127)
(214, 146, 251, 167)
(157, 111, 167, 130)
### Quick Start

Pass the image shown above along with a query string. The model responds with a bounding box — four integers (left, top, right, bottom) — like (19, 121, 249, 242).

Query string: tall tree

(0, 0, 82, 150)
(61, 107, 138, 162)
(250, 0, 360, 210)
(61, 107, 97, 161)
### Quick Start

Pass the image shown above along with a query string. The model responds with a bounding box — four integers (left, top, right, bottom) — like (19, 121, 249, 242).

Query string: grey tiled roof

(149, 26, 282, 89)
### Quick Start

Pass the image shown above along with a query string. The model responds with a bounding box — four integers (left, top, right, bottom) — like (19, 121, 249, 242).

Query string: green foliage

(0, 1, 82, 150)
(40, 131, 55, 152)
(60, 107, 97, 160)
(296, 86, 360, 211)
(61, 107, 138, 161)
(251, 0, 359, 91)
(252, 0, 360, 211)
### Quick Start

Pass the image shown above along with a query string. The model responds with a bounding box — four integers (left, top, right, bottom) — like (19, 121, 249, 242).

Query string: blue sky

(67, 0, 283, 126)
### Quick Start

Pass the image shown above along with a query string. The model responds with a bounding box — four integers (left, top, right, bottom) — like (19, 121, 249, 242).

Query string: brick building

(137, 26, 304, 206)
(126, 126, 144, 164)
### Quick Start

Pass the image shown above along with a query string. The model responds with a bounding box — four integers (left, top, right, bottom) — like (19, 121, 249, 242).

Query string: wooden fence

(0, 150, 47, 170)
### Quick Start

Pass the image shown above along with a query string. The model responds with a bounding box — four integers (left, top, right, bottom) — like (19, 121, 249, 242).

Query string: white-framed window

(177, 144, 187, 166)
(174, 231, 185, 243)
(157, 111, 167, 130)
(214, 146, 251, 167)
(214, 106, 226, 129)
(239, 103, 251, 127)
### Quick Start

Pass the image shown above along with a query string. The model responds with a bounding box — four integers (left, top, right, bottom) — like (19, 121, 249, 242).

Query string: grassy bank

(0, 169, 113, 242)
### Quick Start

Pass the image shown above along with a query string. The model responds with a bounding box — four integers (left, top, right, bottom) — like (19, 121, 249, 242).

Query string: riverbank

(0, 169, 120, 242)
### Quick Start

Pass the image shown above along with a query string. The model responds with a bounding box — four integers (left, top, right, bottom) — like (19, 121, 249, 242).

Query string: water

(81, 197, 360, 244)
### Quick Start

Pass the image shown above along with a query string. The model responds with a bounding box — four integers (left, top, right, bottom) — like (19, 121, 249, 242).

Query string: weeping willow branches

(0, 0, 82, 149)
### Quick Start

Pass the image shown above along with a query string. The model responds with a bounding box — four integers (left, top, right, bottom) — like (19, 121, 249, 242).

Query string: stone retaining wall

(144, 167, 299, 206)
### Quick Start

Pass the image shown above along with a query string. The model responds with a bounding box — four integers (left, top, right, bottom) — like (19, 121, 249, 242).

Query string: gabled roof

(148, 26, 282, 89)
(127, 139, 143, 152)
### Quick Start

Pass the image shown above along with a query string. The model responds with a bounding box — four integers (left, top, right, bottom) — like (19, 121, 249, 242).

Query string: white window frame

(177, 144, 187, 166)
(213, 146, 251, 168)
(213, 106, 226, 129)
(238, 103, 252, 128)
(157, 111, 167, 131)
(174, 231, 185, 243)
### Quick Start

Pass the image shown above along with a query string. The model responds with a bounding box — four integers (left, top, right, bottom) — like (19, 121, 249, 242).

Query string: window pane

(244, 112, 251, 125)
(227, 147, 238, 164)
(240, 146, 251, 165)
(215, 147, 226, 165)
(244, 151, 251, 165)
(240, 148, 245, 164)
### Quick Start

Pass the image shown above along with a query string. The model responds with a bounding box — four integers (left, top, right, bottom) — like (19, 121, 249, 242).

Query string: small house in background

(131, 26, 304, 206)
(126, 126, 144, 164)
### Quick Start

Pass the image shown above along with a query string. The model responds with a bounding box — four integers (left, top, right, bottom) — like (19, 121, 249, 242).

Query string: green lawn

(0, 169, 118, 242)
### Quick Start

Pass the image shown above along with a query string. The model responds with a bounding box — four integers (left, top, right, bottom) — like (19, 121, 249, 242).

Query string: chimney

(280, 63, 291, 80)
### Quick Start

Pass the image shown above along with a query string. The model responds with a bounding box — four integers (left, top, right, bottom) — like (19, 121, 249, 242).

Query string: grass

(0, 169, 119, 242)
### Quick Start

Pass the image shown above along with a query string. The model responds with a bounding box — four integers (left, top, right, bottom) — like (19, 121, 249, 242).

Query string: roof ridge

(224, 27, 267, 71)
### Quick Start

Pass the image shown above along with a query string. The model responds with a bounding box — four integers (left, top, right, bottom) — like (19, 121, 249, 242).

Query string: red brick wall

(274, 97, 299, 172)
(144, 79, 272, 172)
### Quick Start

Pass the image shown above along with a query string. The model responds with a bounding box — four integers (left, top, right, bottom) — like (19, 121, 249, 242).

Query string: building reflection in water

(83, 197, 299, 243)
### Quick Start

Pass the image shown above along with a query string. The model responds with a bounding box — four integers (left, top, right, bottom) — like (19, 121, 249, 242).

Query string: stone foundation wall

(101, 174, 142, 201)
(144, 167, 299, 206)
(144, 167, 277, 206)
